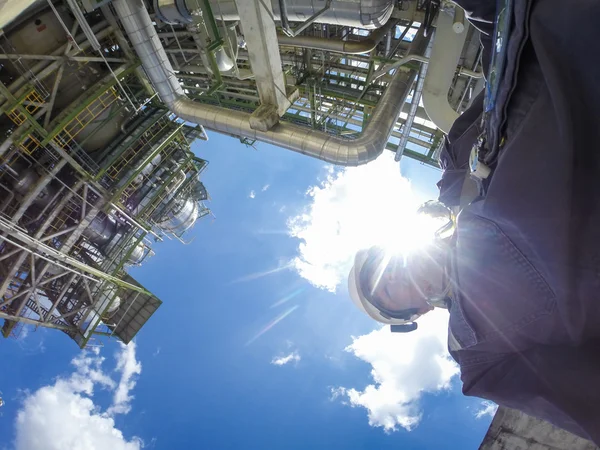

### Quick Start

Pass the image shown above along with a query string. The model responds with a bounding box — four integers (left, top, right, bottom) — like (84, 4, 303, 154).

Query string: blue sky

(0, 133, 494, 449)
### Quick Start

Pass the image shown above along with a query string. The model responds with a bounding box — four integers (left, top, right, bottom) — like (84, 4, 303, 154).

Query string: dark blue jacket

(442, 0, 600, 444)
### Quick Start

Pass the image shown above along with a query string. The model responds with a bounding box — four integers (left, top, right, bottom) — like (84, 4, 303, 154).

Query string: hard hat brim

(348, 249, 417, 326)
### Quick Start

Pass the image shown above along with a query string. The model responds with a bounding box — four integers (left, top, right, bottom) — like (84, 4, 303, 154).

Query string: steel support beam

(44, 64, 65, 129)
(45, 273, 79, 322)
(0, 311, 76, 332)
(0, 54, 127, 63)
(0, 22, 113, 108)
(234, 0, 298, 130)
(396, 52, 429, 161)
(0, 217, 147, 294)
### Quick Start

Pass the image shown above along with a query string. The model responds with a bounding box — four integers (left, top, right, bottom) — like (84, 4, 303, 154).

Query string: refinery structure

(0, 0, 483, 347)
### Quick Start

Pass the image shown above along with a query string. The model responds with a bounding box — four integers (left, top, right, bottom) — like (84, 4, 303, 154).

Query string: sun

(368, 198, 450, 257)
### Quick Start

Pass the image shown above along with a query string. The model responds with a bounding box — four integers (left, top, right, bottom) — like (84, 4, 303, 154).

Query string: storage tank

(13, 168, 57, 206)
(73, 103, 130, 154)
(1, 6, 74, 78)
(155, 197, 199, 234)
(83, 214, 118, 247)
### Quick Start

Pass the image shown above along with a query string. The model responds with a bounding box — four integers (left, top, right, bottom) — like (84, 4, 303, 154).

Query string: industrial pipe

(114, 0, 420, 166)
(0, 183, 14, 214)
(160, 27, 402, 57)
(0, 138, 14, 158)
(158, 0, 394, 30)
(277, 19, 398, 55)
(421, 11, 468, 134)
(395, 39, 432, 161)
(370, 11, 469, 134)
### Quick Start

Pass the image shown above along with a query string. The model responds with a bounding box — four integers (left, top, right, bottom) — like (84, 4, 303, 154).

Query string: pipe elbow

(215, 48, 235, 73)
(422, 90, 458, 134)
(342, 39, 377, 55)
(359, 0, 395, 29)
(363, 141, 386, 165)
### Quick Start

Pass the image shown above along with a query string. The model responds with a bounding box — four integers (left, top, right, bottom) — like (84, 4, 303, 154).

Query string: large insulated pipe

(422, 11, 468, 134)
(161, 25, 403, 57)
(114, 0, 417, 166)
(159, 0, 394, 29)
(277, 18, 398, 55)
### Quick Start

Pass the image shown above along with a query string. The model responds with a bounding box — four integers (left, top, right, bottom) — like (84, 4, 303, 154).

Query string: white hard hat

(348, 248, 420, 332)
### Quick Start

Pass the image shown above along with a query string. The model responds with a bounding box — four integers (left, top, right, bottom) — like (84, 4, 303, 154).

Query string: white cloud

(287, 152, 423, 291)
(286, 153, 456, 432)
(106, 342, 142, 416)
(17, 326, 29, 341)
(329, 387, 347, 403)
(271, 351, 301, 366)
(14, 326, 47, 356)
(475, 401, 499, 420)
(249, 190, 256, 199)
(14, 345, 142, 450)
(332, 310, 459, 433)
(262, 184, 270, 192)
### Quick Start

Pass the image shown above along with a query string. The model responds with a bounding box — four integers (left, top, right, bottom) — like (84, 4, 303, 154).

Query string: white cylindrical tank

(74, 105, 129, 153)
(156, 198, 199, 233)
(106, 296, 121, 315)
(128, 242, 145, 264)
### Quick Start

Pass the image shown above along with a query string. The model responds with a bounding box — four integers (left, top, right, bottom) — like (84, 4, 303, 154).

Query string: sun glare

(365, 195, 445, 257)
(287, 153, 449, 291)
(379, 212, 440, 254)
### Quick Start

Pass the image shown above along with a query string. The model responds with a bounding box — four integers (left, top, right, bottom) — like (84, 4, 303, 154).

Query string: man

(348, 0, 600, 444)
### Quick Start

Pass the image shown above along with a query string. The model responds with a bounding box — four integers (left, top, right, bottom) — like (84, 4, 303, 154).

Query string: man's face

(366, 245, 448, 315)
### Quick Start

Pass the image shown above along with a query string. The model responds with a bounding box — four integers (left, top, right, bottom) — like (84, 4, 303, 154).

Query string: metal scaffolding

(0, 1, 211, 346)
(0, 0, 483, 346)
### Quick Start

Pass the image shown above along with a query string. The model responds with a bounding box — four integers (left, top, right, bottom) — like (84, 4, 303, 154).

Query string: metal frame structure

(0, 0, 211, 346)
(146, 0, 482, 167)
(0, 0, 484, 346)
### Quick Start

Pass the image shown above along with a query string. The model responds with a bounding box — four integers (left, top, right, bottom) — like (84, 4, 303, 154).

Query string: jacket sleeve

(437, 91, 484, 208)
(460, 341, 600, 444)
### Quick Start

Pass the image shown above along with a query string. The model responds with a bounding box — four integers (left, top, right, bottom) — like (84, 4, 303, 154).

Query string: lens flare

(230, 263, 292, 283)
(245, 305, 299, 346)
(378, 213, 442, 256)
(270, 288, 304, 308)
